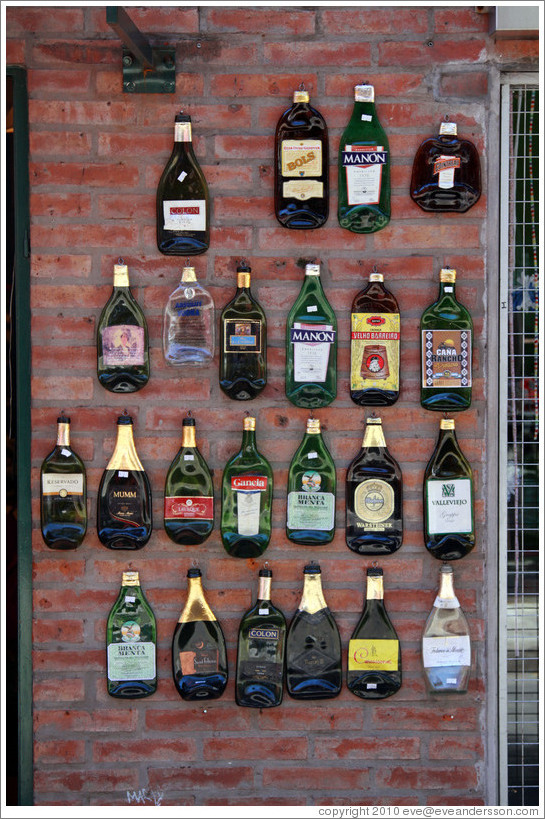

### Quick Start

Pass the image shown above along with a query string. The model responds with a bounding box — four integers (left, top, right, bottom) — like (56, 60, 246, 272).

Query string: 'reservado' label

(42, 473, 84, 497)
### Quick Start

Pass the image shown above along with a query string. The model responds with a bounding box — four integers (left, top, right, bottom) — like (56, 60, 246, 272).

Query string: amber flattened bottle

(40, 414, 87, 550)
(345, 417, 403, 555)
(422, 564, 471, 693)
(421, 268, 473, 412)
(164, 413, 214, 546)
(172, 567, 228, 700)
(424, 419, 475, 561)
(285, 263, 337, 408)
(97, 413, 152, 550)
(221, 415, 273, 558)
(236, 568, 287, 708)
(286, 564, 342, 700)
(97, 260, 150, 393)
(219, 262, 267, 401)
(156, 113, 210, 256)
(338, 84, 390, 234)
(286, 417, 336, 546)
(350, 270, 400, 407)
(347, 567, 402, 699)
(274, 86, 329, 229)
(410, 120, 481, 213)
(106, 571, 157, 699)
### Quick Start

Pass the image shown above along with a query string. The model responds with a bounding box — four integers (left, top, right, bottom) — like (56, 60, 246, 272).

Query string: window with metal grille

(499, 77, 540, 807)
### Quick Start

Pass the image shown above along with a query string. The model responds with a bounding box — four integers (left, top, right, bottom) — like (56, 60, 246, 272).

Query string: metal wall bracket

(106, 6, 176, 93)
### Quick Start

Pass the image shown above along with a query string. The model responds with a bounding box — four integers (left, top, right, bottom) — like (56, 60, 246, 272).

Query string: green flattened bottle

(219, 262, 267, 400)
(164, 412, 214, 546)
(285, 263, 337, 408)
(338, 84, 390, 234)
(424, 418, 475, 560)
(221, 415, 273, 557)
(287, 417, 336, 545)
(421, 268, 473, 411)
(172, 567, 228, 700)
(286, 564, 342, 700)
(347, 567, 401, 700)
(97, 260, 150, 393)
(236, 568, 287, 708)
(106, 571, 157, 699)
(40, 414, 87, 550)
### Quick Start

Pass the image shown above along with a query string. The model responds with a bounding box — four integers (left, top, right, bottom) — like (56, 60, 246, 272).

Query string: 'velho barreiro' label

(42, 473, 84, 497)
(351, 312, 400, 391)
(163, 200, 206, 231)
(343, 144, 388, 205)
(422, 329, 472, 388)
(427, 478, 473, 534)
(422, 635, 470, 667)
(348, 639, 399, 671)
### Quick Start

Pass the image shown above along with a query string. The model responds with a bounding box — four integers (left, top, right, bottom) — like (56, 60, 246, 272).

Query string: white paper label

(237, 490, 261, 536)
(366, 683, 377, 688)
(291, 322, 335, 383)
(118, 470, 129, 478)
(177, 170, 188, 183)
(258, 607, 269, 615)
(184, 454, 195, 461)
(344, 144, 385, 206)
(124, 596, 135, 604)
(61, 448, 72, 457)
(422, 635, 471, 668)
(433, 596, 460, 609)
(107, 641, 156, 681)
(163, 199, 206, 231)
(361, 114, 373, 122)
(307, 305, 318, 313)
(427, 478, 472, 534)
(307, 451, 318, 460)
(42, 473, 84, 496)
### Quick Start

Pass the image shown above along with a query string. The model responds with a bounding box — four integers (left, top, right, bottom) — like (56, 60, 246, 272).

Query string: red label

(164, 496, 213, 520)
(433, 156, 461, 175)
(231, 476, 268, 492)
(170, 206, 200, 215)
(367, 316, 386, 326)
(351, 331, 400, 340)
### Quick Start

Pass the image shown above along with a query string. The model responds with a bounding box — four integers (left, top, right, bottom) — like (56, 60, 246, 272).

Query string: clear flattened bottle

(163, 263, 215, 367)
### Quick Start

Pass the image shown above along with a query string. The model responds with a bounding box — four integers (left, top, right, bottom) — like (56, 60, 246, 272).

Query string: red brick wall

(7, 4, 537, 808)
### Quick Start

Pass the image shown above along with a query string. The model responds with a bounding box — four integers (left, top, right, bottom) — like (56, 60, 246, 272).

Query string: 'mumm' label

(342, 150, 388, 166)
(291, 328, 336, 343)
(113, 490, 137, 498)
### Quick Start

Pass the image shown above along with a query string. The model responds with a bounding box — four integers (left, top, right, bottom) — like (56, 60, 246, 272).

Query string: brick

(211, 73, 318, 98)
(33, 650, 103, 672)
(33, 678, 85, 703)
(374, 224, 481, 251)
(314, 737, 421, 760)
(32, 558, 86, 583)
(32, 224, 139, 249)
(259, 705, 363, 732)
(97, 194, 154, 221)
(33, 619, 84, 644)
(30, 162, 140, 188)
(34, 589, 114, 613)
(145, 708, 252, 733)
(490, 39, 539, 61)
(429, 735, 484, 759)
(378, 765, 478, 791)
(28, 69, 91, 95)
(34, 740, 85, 763)
(5, 39, 25, 64)
(371, 705, 478, 732)
(264, 42, 372, 66)
(325, 72, 427, 97)
(34, 769, 138, 793)
(434, 8, 490, 33)
(440, 71, 489, 97)
(263, 767, 369, 790)
(203, 736, 308, 760)
(34, 709, 138, 733)
(204, 797, 308, 806)
(32, 40, 117, 66)
(29, 100, 137, 125)
(93, 739, 196, 762)
(215, 135, 272, 160)
(30, 131, 91, 157)
(148, 766, 254, 790)
(31, 192, 92, 218)
(379, 39, 486, 66)
(206, 7, 315, 34)
(6, 8, 84, 32)
(89, 6, 199, 35)
(31, 376, 94, 401)
(322, 7, 427, 34)
(214, 197, 273, 222)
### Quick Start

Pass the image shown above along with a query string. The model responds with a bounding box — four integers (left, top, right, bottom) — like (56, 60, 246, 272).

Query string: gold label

(282, 179, 324, 200)
(348, 639, 398, 671)
(351, 313, 400, 391)
(281, 140, 322, 177)
(354, 480, 394, 524)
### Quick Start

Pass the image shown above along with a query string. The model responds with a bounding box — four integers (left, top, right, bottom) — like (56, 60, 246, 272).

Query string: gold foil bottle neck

(440, 418, 456, 431)
(439, 121, 458, 137)
(107, 421, 145, 472)
(237, 271, 251, 289)
(243, 416, 256, 432)
(182, 423, 196, 448)
(437, 565, 457, 600)
(306, 418, 321, 435)
(293, 90, 310, 103)
(299, 570, 327, 614)
(362, 418, 386, 448)
(305, 264, 320, 277)
(181, 266, 197, 283)
(440, 268, 457, 283)
(113, 263, 130, 288)
(56, 422, 71, 447)
(366, 571, 384, 601)
(178, 575, 217, 623)
(122, 571, 140, 587)
(355, 84, 375, 103)
(370, 272, 384, 282)
(257, 574, 272, 601)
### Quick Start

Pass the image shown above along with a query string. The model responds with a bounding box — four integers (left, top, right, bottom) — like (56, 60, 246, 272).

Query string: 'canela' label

(353, 479, 395, 529)
(101, 325, 145, 367)
(287, 470, 334, 531)
(164, 496, 213, 520)
(422, 329, 472, 389)
(422, 635, 470, 667)
(232, 475, 268, 537)
(163, 200, 206, 231)
(281, 140, 322, 177)
(291, 322, 336, 383)
(348, 639, 399, 671)
(351, 312, 400, 391)
(42, 473, 84, 497)
(343, 144, 388, 206)
(426, 478, 473, 534)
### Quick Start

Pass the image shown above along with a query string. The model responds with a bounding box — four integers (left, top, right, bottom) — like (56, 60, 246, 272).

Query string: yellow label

(282, 179, 324, 200)
(281, 140, 322, 177)
(351, 312, 400, 391)
(354, 479, 394, 524)
(348, 639, 399, 671)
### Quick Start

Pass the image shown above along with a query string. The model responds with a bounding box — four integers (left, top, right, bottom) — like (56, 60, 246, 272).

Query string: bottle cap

(237, 261, 251, 273)
(57, 414, 70, 424)
(305, 263, 320, 276)
(117, 414, 133, 425)
(355, 84, 375, 102)
(306, 418, 321, 434)
(181, 266, 197, 283)
(440, 268, 457, 283)
(370, 272, 384, 282)
(175, 113, 191, 122)
(182, 415, 196, 427)
(243, 416, 256, 431)
(439, 121, 457, 136)
(366, 567, 383, 577)
(259, 568, 273, 578)
(440, 419, 456, 430)
(122, 571, 140, 584)
(187, 567, 202, 578)
(304, 564, 321, 574)
(237, 271, 251, 288)
(367, 417, 382, 425)
(440, 563, 454, 574)
(293, 89, 310, 103)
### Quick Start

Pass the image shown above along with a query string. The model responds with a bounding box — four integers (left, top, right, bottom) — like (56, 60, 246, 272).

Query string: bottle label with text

(343, 144, 387, 205)
(179, 647, 219, 675)
(353, 479, 395, 527)
(351, 312, 400, 390)
(291, 322, 335, 382)
(42, 473, 84, 497)
(224, 319, 262, 353)
(422, 329, 472, 388)
(101, 325, 145, 367)
(422, 635, 470, 667)
(348, 638, 399, 671)
(164, 496, 213, 520)
(433, 154, 461, 189)
(107, 640, 155, 681)
(108, 488, 142, 525)
(281, 140, 322, 176)
(163, 200, 206, 231)
(427, 478, 473, 534)
(233, 476, 267, 537)
(288, 471, 334, 530)
(283, 179, 324, 200)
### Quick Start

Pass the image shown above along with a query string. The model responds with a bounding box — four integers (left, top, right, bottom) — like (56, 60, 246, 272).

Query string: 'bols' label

(108, 487, 142, 526)
(433, 154, 461, 189)
(101, 325, 145, 367)
(224, 319, 262, 354)
(107, 625, 155, 682)
(163, 200, 206, 231)
(348, 639, 399, 671)
(287, 471, 334, 531)
(422, 635, 470, 667)
(343, 144, 387, 205)
(422, 329, 472, 389)
(291, 322, 336, 383)
(351, 313, 400, 391)
(426, 478, 473, 534)
(353, 479, 395, 529)
(179, 647, 219, 675)
(281, 140, 322, 177)
(42, 473, 84, 497)
(164, 496, 213, 520)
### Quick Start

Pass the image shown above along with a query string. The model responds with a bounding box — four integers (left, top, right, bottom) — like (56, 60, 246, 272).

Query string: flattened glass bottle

(424, 418, 475, 560)
(220, 262, 267, 400)
(286, 564, 342, 700)
(163, 264, 215, 366)
(164, 412, 214, 546)
(350, 271, 400, 406)
(346, 416, 403, 555)
(347, 567, 401, 699)
(236, 568, 286, 708)
(287, 417, 336, 545)
(40, 414, 87, 550)
(422, 564, 471, 693)
(97, 260, 149, 393)
(338, 84, 390, 234)
(172, 567, 228, 700)
(106, 571, 157, 699)
(221, 415, 273, 558)
(421, 268, 473, 411)
(285, 263, 337, 408)
(274, 87, 329, 229)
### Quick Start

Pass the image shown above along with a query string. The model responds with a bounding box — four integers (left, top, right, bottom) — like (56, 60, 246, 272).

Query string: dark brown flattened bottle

(350, 270, 400, 406)
(410, 120, 481, 213)
(274, 87, 329, 229)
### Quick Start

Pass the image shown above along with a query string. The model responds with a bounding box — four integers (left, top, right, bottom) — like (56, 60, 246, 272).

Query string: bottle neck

(182, 425, 196, 448)
(366, 574, 384, 601)
(362, 422, 386, 449)
(241, 429, 257, 454)
(257, 576, 272, 602)
(299, 573, 327, 614)
(107, 423, 145, 472)
(56, 422, 70, 447)
(350, 99, 377, 124)
(179, 576, 216, 623)
(437, 570, 456, 599)
(439, 281, 457, 300)
(174, 121, 193, 143)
